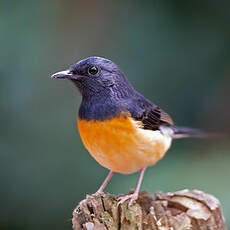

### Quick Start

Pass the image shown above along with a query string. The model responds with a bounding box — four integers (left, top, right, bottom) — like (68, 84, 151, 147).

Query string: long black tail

(159, 125, 208, 139)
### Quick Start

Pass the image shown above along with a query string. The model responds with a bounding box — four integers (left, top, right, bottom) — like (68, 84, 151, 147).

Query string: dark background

(1, 0, 230, 229)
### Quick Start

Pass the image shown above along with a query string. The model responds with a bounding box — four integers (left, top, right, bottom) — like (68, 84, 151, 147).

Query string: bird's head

(51, 57, 133, 99)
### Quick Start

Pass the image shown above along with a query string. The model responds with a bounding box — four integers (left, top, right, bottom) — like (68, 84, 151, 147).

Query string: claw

(117, 193, 138, 206)
(94, 191, 104, 196)
(86, 191, 104, 199)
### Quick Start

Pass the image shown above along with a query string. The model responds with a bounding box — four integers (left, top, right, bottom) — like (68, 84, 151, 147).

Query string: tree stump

(72, 189, 226, 230)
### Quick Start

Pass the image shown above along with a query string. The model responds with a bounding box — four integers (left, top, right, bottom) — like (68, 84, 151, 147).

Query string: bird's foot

(95, 191, 105, 196)
(117, 193, 138, 206)
(86, 191, 104, 199)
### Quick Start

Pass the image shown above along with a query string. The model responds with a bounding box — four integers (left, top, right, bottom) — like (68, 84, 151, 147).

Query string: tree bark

(72, 189, 226, 230)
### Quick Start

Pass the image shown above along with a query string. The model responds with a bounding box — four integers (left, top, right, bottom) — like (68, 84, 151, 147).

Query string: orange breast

(77, 116, 171, 174)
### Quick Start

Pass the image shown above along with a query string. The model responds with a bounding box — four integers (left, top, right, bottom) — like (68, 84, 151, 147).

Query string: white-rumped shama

(52, 57, 204, 205)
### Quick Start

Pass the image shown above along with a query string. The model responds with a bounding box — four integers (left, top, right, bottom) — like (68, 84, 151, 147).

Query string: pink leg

(96, 171, 114, 194)
(118, 168, 146, 206)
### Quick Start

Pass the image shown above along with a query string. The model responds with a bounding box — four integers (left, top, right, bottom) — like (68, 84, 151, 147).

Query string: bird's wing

(125, 92, 174, 131)
(140, 106, 174, 130)
(123, 92, 208, 139)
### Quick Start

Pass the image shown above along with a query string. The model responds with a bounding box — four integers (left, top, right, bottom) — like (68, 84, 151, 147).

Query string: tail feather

(159, 125, 208, 139)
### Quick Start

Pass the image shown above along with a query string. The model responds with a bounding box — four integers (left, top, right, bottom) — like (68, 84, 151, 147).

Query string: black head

(51, 57, 134, 99)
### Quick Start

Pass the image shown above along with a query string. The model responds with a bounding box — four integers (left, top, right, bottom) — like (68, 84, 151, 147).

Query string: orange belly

(77, 116, 172, 174)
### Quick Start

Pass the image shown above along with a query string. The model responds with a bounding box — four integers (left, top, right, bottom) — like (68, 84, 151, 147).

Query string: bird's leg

(96, 171, 114, 194)
(118, 168, 146, 206)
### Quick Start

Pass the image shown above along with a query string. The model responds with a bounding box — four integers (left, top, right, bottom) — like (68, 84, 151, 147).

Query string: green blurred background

(1, 0, 230, 229)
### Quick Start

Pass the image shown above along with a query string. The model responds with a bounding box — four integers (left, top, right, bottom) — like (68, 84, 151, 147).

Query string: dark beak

(51, 69, 73, 79)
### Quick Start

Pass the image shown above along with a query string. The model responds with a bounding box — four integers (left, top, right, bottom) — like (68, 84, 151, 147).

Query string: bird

(51, 56, 204, 205)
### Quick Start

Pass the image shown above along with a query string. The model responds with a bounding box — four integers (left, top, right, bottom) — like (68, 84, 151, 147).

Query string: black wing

(124, 92, 207, 138)
(140, 106, 174, 130)
(125, 92, 174, 131)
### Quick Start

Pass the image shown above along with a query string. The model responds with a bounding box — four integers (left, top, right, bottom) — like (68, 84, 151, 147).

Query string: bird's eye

(88, 66, 99, 75)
